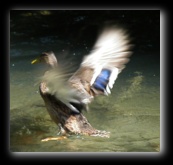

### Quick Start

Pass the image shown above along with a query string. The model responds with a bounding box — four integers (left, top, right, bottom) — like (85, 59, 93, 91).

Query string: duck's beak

(31, 58, 40, 64)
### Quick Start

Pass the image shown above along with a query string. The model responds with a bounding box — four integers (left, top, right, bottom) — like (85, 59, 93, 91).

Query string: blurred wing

(69, 26, 133, 97)
(42, 26, 133, 114)
(41, 68, 89, 113)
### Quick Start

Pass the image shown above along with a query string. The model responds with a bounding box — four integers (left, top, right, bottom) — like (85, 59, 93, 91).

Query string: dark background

(10, 10, 160, 57)
(7, 9, 171, 161)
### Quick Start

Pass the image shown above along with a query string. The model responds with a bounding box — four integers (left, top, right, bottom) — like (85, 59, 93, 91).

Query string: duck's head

(31, 51, 58, 68)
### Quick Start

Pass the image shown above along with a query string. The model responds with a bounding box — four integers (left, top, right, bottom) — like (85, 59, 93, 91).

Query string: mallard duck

(31, 25, 133, 139)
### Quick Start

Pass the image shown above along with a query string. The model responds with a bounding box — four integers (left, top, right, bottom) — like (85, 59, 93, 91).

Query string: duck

(31, 25, 133, 139)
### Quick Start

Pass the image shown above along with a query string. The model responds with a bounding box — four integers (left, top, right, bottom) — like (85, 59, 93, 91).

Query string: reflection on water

(10, 45, 160, 152)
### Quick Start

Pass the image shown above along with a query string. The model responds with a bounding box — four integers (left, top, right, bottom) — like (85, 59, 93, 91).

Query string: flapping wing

(40, 68, 91, 113)
(40, 26, 133, 114)
(69, 26, 133, 96)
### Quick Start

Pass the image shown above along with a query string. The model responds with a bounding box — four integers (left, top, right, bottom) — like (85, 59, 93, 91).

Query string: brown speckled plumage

(31, 25, 133, 138)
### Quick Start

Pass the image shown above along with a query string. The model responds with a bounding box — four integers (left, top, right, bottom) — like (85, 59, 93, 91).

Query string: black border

(3, 4, 170, 162)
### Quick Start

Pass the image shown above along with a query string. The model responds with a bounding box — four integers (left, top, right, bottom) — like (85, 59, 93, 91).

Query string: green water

(10, 51, 160, 152)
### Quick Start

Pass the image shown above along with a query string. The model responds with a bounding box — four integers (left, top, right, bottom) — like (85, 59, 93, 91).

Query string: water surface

(10, 43, 160, 152)
(10, 10, 160, 153)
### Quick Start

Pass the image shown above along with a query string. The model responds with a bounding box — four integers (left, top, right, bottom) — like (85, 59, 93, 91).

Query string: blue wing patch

(93, 69, 111, 92)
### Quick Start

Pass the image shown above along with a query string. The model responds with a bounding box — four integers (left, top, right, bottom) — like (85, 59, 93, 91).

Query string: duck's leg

(41, 124, 67, 142)
(57, 123, 67, 135)
(41, 136, 67, 142)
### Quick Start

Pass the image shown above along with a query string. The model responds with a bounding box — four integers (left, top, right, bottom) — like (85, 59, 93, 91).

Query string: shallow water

(10, 41, 160, 152)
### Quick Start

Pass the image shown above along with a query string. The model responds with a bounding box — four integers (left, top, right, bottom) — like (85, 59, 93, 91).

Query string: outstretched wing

(40, 26, 133, 114)
(69, 26, 133, 98)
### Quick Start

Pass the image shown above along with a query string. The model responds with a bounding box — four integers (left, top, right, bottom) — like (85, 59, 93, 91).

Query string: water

(10, 43, 160, 152)
(10, 11, 160, 153)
